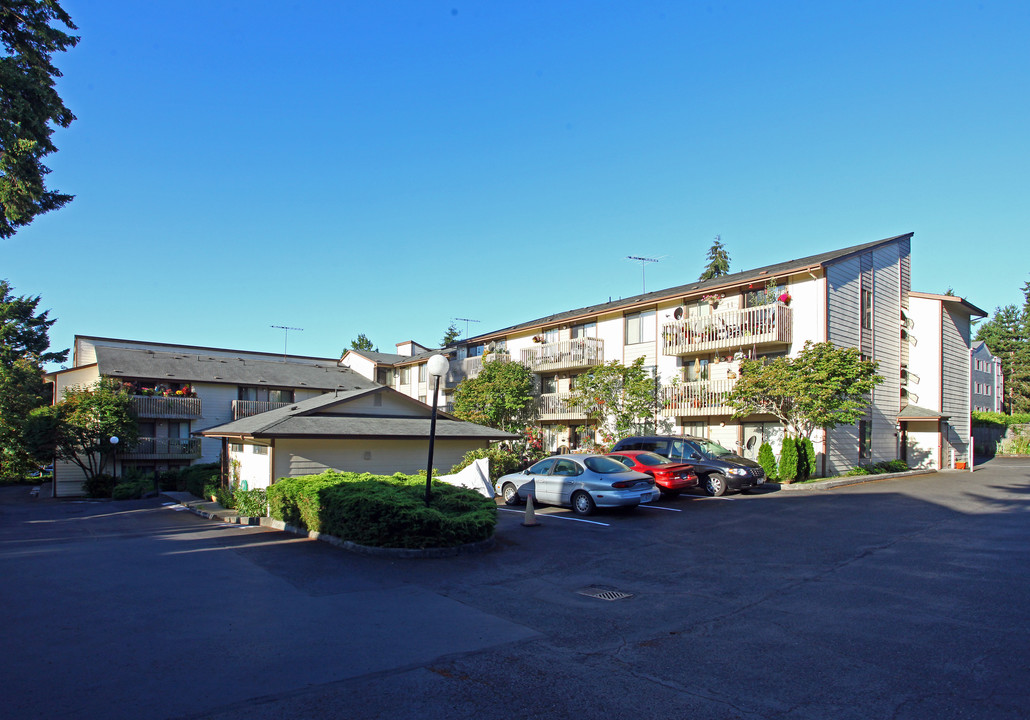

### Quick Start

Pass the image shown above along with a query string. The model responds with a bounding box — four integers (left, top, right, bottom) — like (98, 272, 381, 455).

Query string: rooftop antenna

(270, 325, 303, 361)
(626, 256, 664, 294)
(454, 317, 480, 339)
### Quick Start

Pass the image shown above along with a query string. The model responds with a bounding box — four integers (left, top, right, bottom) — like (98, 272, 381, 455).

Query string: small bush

(83, 473, 117, 498)
(234, 488, 267, 517)
(267, 471, 496, 549)
(844, 459, 909, 476)
(757, 442, 777, 480)
(778, 438, 799, 483)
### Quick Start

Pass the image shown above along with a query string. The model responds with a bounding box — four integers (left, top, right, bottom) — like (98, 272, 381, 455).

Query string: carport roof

(898, 404, 950, 421)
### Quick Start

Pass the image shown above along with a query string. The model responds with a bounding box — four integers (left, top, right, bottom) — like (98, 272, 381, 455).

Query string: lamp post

(109, 436, 119, 479)
(424, 354, 450, 506)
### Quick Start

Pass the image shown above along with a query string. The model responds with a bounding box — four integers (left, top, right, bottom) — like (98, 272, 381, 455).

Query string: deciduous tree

(1, 0, 79, 237)
(727, 341, 883, 439)
(567, 358, 658, 446)
(452, 359, 534, 433)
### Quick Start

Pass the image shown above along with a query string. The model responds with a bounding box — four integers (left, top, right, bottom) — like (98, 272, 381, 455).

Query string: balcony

(662, 303, 792, 357)
(660, 380, 736, 417)
(537, 392, 590, 421)
(446, 352, 511, 386)
(119, 437, 202, 461)
(521, 338, 603, 373)
(232, 400, 292, 420)
(131, 395, 202, 419)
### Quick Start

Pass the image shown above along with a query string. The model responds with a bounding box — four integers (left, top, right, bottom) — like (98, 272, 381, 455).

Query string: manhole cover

(576, 586, 634, 601)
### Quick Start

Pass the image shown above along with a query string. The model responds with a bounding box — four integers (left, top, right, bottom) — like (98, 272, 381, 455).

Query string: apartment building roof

(344, 347, 452, 368)
(78, 346, 378, 391)
(458, 233, 916, 343)
(909, 291, 987, 318)
(199, 387, 516, 440)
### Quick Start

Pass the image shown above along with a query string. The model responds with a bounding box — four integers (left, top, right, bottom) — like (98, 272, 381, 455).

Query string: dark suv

(611, 435, 765, 496)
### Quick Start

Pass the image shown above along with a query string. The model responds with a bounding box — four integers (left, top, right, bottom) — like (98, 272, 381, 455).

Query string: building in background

(971, 340, 1004, 413)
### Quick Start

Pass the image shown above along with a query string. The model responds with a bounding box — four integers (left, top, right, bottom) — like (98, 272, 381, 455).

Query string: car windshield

(695, 439, 735, 458)
(584, 456, 631, 474)
(634, 452, 675, 467)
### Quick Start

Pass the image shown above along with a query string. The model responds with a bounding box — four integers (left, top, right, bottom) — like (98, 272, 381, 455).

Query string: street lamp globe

(427, 354, 449, 378)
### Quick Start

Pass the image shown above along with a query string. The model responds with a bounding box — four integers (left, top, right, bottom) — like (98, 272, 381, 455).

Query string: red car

(605, 451, 699, 498)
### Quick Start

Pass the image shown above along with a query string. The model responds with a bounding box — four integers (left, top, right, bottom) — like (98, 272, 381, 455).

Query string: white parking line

(639, 504, 682, 512)
(497, 507, 610, 526)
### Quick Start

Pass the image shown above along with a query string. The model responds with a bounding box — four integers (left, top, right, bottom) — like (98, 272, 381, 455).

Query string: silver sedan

(496, 454, 659, 516)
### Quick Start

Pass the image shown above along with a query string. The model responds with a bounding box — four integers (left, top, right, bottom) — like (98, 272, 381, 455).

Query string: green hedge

(843, 459, 909, 476)
(972, 411, 1030, 428)
(266, 471, 497, 549)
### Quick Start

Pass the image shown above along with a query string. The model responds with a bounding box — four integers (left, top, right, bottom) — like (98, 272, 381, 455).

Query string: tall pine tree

(699, 235, 731, 281)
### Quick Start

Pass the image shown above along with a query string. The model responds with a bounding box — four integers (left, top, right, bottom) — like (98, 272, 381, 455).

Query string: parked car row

(495, 435, 767, 516)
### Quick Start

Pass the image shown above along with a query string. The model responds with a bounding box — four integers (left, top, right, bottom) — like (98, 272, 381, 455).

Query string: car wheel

(704, 474, 727, 497)
(502, 483, 522, 506)
(571, 491, 596, 516)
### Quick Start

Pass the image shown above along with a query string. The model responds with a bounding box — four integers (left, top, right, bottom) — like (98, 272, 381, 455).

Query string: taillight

(611, 480, 633, 488)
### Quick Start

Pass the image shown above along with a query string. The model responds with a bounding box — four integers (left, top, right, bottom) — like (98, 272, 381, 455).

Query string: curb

(162, 492, 495, 558)
(773, 469, 938, 491)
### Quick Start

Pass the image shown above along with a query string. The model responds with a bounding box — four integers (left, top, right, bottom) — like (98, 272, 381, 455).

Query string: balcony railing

(660, 380, 737, 417)
(662, 303, 792, 356)
(446, 352, 511, 386)
(131, 395, 202, 419)
(119, 437, 202, 460)
(537, 392, 590, 421)
(521, 338, 604, 373)
(232, 400, 292, 420)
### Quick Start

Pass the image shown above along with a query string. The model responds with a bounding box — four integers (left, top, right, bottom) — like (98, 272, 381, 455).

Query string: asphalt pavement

(2, 458, 1028, 719)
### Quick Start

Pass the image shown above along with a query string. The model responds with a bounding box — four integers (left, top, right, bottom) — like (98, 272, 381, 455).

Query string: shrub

(757, 442, 777, 480)
(267, 471, 496, 548)
(180, 463, 220, 498)
(83, 473, 117, 498)
(972, 411, 1030, 428)
(234, 488, 267, 517)
(778, 438, 799, 483)
(801, 437, 817, 478)
(448, 445, 535, 483)
(844, 459, 909, 476)
(112, 482, 141, 500)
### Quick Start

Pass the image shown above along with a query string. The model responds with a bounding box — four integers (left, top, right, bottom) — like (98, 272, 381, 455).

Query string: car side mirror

(689, 452, 701, 460)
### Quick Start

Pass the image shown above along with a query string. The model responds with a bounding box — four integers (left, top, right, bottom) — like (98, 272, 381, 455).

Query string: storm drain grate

(576, 586, 634, 601)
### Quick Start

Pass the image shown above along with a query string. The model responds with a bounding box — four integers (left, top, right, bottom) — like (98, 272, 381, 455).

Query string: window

(229, 443, 243, 453)
(542, 375, 558, 394)
(467, 344, 484, 358)
(269, 389, 294, 403)
(418, 364, 427, 382)
(862, 289, 873, 330)
(399, 367, 410, 384)
(625, 309, 656, 345)
(419, 394, 427, 404)
(253, 445, 268, 455)
(168, 421, 188, 439)
(541, 327, 559, 344)
(859, 420, 870, 459)
(571, 322, 597, 339)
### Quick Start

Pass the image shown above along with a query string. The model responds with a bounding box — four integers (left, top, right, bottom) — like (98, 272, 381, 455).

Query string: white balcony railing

(660, 380, 737, 417)
(662, 302, 792, 356)
(130, 395, 202, 419)
(447, 352, 511, 386)
(521, 338, 604, 373)
(232, 400, 292, 420)
(537, 392, 590, 421)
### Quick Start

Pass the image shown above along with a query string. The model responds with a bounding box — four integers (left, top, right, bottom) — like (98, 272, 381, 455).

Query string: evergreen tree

(1, 1, 79, 237)
(441, 321, 461, 347)
(802, 436, 817, 478)
(976, 280, 1030, 413)
(698, 235, 731, 281)
(778, 437, 799, 483)
(757, 441, 777, 480)
(349, 333, 376, 352)
(0, 279, 66, 477)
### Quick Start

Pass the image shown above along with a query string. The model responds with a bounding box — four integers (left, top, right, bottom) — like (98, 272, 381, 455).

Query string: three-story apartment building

(356, 233, 982, 476)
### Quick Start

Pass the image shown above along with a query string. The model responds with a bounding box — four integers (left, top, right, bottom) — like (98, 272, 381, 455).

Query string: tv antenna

(626, 256, 664, 293)
(270, 325, 303, 361)
(454, 317, 480, 339)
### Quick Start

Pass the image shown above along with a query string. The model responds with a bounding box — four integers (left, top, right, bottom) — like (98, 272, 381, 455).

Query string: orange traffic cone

(521, 493, 540, 527)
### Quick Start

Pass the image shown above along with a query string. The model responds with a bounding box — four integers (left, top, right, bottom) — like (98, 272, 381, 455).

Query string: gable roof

(897, 404, 949, 421)
(909, 291, 987, 319)
(198, 386, 517, 441)
(343, 347, 452, 368)
(88, 346, 377, 391)
(456, 233, 915, 343)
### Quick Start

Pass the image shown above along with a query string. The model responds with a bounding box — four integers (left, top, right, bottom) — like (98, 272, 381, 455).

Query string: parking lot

(2, 459, 1029, 719)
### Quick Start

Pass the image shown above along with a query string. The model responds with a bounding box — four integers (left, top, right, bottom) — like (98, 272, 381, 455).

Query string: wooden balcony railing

(521, 338, 603, 373)
(232, 400, 292, 420)
(119, 437, 202, 460)
(660, 380, 737, 417)
(662, 303, 792, 356)
(131, 395, 202, 419)
(537, 392, 590, 421)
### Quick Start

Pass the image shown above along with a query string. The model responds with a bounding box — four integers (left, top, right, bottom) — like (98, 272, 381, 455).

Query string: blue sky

(4, 1, 1028, 366)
